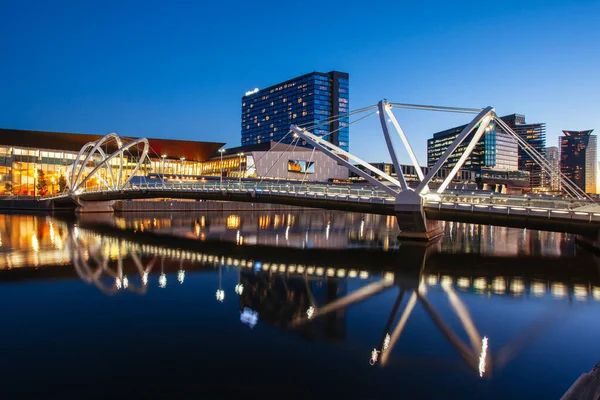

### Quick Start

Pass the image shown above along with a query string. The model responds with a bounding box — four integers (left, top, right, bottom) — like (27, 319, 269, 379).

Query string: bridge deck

(44, 181, 600, 236)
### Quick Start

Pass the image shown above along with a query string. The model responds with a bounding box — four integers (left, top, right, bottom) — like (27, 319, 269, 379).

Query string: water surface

(0, 210, 598, 399)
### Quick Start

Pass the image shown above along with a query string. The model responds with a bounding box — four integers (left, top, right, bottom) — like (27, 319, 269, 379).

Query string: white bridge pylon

(292, 99, 590, 201)
(290, 99, 488, 199)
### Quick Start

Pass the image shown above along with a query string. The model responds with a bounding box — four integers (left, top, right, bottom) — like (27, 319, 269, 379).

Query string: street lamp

(237, 152, 244, 184)
(218, 149, 226, 188)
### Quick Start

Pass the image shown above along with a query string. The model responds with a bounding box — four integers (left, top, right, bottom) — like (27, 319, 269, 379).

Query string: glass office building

(499, 114, 546, 189)
(427, 120, 518, 171)
(241, 71, 349, 151)
(0, 129, 223, 196)
(560, 130, 597, 194)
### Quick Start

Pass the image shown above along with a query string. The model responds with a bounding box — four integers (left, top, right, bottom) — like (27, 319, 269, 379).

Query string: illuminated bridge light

(479, 336, 488, 377)
(279, 264, 286, 272)
(159, 273, 167, 288)
(384, 272, 394, 282)
(473, 278, 487, 292)
(349, 270, 358, 278)
(551, 283, 567, 298)
(383, 334, 391, 351)
(216, 289, 225, 302)
(289, 265, 296, 273)
(426, 275, 438, 286)
(142, 272, 148, 286)
(359, 271, 369, 280)
(297, 265, 305, 274)
(177, 270, 185, 284)
(254, 261, 262, 271)
(510, 279, 525, 295)
(593, 287, 600, 301)
(306, 306, 315, 319)
(492, 278, 506, 294)
(369, 348, 380, 366)
(316, 267, 324, 276)
(441, 275, 453, 288)
(235, 284, 244, 295)
(115, 277, 122, 290)
(233, 259, 239, 266)
(337, 269, 346, 278)
(327, 268, 335, 277)
(531, 282, 546, 297)
(123, 276, 129, 289)
(457, 277, 470, 289)
(574, 284, 588, 300)
(307, 267, 315, 275)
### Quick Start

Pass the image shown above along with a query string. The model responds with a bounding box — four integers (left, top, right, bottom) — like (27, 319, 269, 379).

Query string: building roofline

(242, 71, 349, 100)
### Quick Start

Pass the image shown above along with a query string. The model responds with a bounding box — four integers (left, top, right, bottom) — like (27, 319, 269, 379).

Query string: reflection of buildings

(560, 130, 597, 195)
(239, 270, 347, 340)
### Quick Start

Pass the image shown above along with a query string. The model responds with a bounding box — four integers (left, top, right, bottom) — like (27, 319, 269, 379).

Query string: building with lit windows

(499, 114, 546, 189)
(0, 128, 349, 197)
(0, 128, 223, 196)
(206, 142, 348, 183)
(427, 120, 518, 171)
(560, 130, 597, 194)
(241, 71, 349, 151)
(545, 146, 560, 192)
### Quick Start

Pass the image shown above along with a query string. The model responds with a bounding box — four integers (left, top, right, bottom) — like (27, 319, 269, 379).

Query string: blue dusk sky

(1, 0, 598, 164)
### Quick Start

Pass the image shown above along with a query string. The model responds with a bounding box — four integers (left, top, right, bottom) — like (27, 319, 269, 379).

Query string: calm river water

(0, 209, 599, 399)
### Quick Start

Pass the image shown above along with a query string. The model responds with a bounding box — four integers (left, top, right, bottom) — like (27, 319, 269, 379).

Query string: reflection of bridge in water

(1, 216, 600, 376)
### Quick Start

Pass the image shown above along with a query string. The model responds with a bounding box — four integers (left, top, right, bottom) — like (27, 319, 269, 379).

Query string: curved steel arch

(66, 133, 149, 194)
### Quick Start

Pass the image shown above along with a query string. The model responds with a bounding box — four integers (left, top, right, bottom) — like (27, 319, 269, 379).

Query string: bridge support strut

(394, 191, 443, 241)
(74, 199, 116, 214)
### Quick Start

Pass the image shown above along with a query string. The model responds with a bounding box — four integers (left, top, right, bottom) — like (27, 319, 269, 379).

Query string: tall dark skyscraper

(241, 71, 349, 151)
(560, 130, 597, 194)
(499, 114, 546, 189)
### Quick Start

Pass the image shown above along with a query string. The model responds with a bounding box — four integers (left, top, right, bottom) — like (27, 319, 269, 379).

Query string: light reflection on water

(0, 212, 599, 399)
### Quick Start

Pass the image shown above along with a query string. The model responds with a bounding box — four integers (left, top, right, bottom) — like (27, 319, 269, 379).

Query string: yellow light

(457, 277, 470, 289)
(427, 275, 438, 286)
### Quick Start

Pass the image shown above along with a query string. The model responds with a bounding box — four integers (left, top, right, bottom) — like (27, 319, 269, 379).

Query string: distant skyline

(1, 0, 599, 165)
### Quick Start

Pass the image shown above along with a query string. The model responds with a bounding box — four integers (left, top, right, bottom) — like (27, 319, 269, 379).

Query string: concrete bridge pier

(74, 199, 116, 214)
(394, 191, 443, 241)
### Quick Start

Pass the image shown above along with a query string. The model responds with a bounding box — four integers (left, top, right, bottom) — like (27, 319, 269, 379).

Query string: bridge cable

(494, 117, 592, 201)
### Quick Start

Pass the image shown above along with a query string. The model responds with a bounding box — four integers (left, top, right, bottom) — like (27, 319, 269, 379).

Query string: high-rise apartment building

(545, 146, 560, 192)
(560, 130, 597, 194)
(499, 114, 546, 189)
(241, 71, 349, 151)
(427, 120, 518, 171)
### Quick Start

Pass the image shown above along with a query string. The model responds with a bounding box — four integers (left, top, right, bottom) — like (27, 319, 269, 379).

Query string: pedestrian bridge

(41, 99, 600, 239)
(45, 179, 600, 236)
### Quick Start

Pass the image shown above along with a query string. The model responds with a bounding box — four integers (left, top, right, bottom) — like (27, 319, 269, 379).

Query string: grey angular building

(560, 130, 597, 194)
(241, 71, 349, 151)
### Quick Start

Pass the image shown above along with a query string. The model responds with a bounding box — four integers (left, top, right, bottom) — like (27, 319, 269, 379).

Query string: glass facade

(241, 71, 349, 151)
(499, 114, 546, 189)
(560, 130, 597, 194)
(427, 121, 518, 172)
